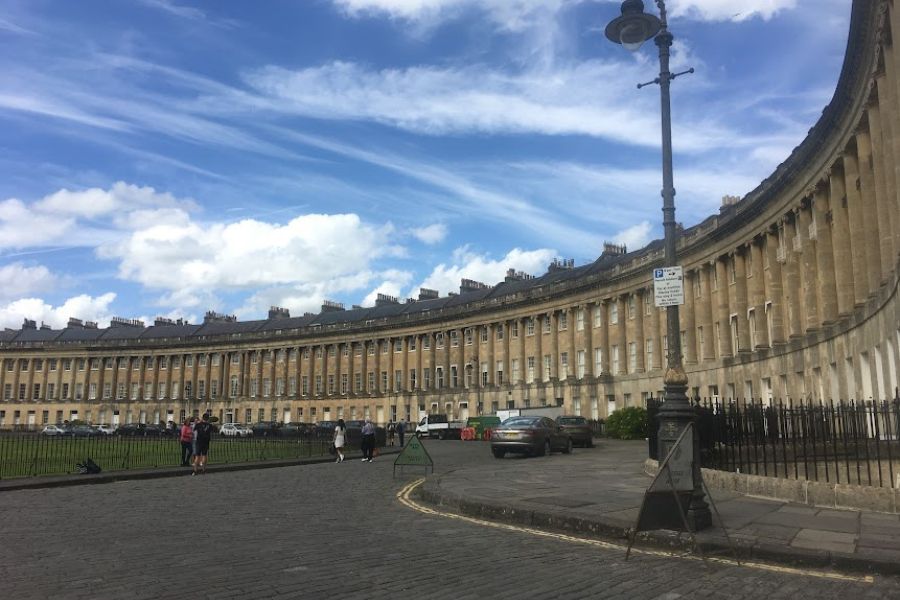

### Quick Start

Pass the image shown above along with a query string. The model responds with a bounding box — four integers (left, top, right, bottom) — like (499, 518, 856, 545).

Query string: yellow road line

(396, 479, 875, 584)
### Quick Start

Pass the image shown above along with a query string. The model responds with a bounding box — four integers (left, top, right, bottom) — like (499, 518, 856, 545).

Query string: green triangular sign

(394, 434, 434, 467)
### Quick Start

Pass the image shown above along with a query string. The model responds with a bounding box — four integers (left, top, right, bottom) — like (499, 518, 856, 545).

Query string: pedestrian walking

(360, 419, 376, 462)
(333, 418, 346, 463)
(387, 420, 396, 446)
(396, 419, 406, 447)
(192, 413, 214, 475)
(179, 417, 194, 466)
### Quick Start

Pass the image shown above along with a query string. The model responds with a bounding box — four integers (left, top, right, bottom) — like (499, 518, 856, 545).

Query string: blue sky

(0, 0, 850, 329)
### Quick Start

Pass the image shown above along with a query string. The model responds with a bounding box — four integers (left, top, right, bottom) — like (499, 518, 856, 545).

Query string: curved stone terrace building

(1, 0, 899, 430)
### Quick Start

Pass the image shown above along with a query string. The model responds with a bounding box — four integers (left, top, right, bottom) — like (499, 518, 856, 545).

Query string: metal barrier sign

(393, 434, 434, 477)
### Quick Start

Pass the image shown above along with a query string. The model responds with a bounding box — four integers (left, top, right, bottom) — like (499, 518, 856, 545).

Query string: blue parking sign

(654, 269, 664, 279)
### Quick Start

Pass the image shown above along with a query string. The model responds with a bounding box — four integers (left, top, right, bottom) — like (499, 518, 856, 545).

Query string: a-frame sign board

(625, 422, 739, 564)
(393, 434, 434, 478)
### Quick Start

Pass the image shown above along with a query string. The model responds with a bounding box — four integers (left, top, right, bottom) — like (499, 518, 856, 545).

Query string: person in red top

(179, 417, 194, 466)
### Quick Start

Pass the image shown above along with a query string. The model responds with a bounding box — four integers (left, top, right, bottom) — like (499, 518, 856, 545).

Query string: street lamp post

(605, 0, 711, 530)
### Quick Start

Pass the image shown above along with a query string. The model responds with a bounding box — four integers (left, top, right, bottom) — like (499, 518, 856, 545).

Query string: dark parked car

(251, 421, 281, 437)
(280, 422, 314, 438)
(490, 416, 572, 458)
(114, 423, 164, 437)
(68, 425, 102, 438)
(556, 415, 594, 448)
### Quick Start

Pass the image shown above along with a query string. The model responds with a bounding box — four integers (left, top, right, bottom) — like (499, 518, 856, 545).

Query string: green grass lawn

(0, 435, 337, 479)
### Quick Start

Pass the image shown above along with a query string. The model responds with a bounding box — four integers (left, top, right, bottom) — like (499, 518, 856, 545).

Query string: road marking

(396, 479, 875, 584)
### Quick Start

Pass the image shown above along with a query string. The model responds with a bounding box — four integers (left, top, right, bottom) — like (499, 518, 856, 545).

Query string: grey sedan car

(556, 415, 594, 448)
(490, 416, 573, 458)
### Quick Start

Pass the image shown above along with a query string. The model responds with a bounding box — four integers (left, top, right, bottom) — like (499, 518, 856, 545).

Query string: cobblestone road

(2, 442, 900, 599)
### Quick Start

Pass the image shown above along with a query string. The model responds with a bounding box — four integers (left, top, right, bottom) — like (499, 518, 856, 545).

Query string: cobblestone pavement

(2, 441, 900, 599)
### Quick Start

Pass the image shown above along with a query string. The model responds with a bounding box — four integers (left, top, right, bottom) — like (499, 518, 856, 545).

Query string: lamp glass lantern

(604, 0, 662, 52)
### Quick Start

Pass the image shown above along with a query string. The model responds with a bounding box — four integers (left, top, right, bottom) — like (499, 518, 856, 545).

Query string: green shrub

(604, 406, 649, 440)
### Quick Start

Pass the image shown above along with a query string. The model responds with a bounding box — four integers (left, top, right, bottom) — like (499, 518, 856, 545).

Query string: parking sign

(653, 266, 684, 307)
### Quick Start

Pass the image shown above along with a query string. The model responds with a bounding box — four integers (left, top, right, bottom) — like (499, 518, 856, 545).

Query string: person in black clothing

(396, 420, 406, 447)
(192, 413, 214, 476)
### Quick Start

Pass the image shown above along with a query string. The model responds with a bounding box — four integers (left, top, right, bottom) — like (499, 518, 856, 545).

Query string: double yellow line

(397, 479, 875, 584)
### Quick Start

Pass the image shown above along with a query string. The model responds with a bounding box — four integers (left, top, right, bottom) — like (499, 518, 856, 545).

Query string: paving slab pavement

(414, 439, 900, 575)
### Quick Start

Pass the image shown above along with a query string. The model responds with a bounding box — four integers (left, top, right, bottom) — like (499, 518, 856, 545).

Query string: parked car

(490, 416, 572, 458)
(251, 421, 281, 437)
(220, 423, 252, 437)
(41, 424, 68, 437)
(115, 423, 163, 437)
(556, 415, 594, 448)
(280, 422, 313, 437)
(95, 424, 115, 435)
(68, 424, 102, 438)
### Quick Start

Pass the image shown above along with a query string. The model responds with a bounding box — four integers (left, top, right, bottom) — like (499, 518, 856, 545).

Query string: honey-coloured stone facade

(0, 0, 898, 430)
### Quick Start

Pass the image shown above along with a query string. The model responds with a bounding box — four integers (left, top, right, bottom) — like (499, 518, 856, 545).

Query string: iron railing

(648, 397, 900, 489)
(0, 433, 344, 480)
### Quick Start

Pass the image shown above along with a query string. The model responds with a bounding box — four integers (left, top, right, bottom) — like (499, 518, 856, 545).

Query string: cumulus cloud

(410, 223, 447, 245)
(101, 213, 404, 298)
(0, 263, 58, 302)
(0, 293, 116, 330)
(611, 221, 653, 250)
(0, 182, 198, 250)
(412, 246, 556, 296)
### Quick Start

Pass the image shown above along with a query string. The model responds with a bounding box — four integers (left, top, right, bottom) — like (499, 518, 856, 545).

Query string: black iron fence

(649, 397, 900, 489)
(0, 433, 343, 480)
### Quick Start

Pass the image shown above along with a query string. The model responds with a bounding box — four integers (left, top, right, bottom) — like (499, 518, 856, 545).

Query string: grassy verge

(0, 435, 337, 479)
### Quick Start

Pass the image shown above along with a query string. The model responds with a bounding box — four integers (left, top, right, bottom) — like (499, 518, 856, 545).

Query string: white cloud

(103, 213, 404, 296)
(669, 0, 798, 22)
(332, 0, 573, 31)
(0, 182, 198, 250)
(413, 246, 555, 296)
(0, 263, 58, 301)
(410, 223, 447, 245)
(0, 198, 74, 248)
(611, 221, 653, 250)
(0, 293, 116, 330)
(246, 60, 765, 154)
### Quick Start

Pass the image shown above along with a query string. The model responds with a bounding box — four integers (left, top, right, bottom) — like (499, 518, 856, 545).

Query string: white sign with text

(653, 266, 684, 307)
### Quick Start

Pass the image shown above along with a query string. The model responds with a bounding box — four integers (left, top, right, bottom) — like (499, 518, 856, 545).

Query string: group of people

(179, 413, 214, 475)
(331, 418, 408, 464)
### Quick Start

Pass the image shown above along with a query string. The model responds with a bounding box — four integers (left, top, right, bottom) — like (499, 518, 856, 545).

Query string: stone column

(875, 76, 900, 264)
(812, 186, 838, 325)
(796, 204, 820, 332)
(697, 264, 714, 359)
(502, 322, 511, 386)
(842, 151, 868, 306)
(866, 104, 897, 280)
(443, 331, 451, 389)
(855, 128, 885, 289)
(783, 216, 803, 338)
(599, 302, 610, 374)
(487, 324, 495, 386)
(634, 293, 646, 371)
(749, 239, 769, 347)
(828, 164, 854, 315)
(518, 319, 527, 384)
(682, 276, 696, 364)
(568, 308, 577, 378)
(534, 316, 544, 382)
(714, 258, 734, 355)
(650, 297, 662, 369)
(549, 311, 559, 380)
(584, 305, 594, 377)
(616, 296, 626, 374)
